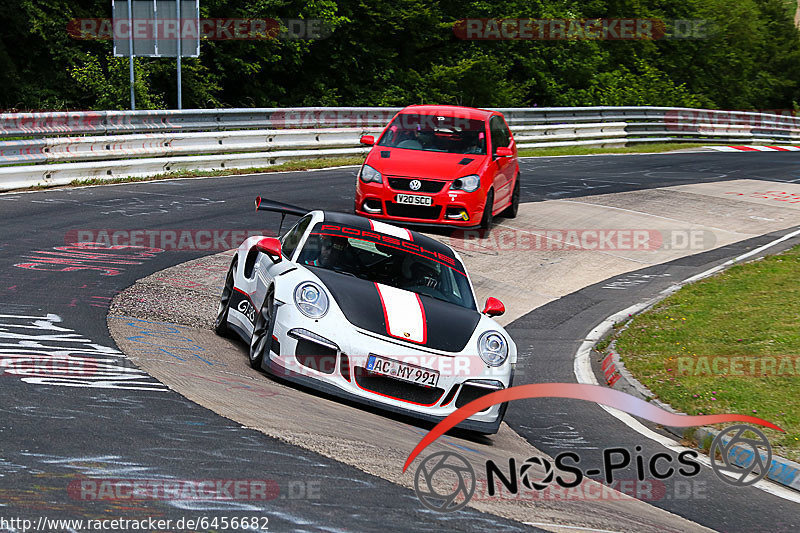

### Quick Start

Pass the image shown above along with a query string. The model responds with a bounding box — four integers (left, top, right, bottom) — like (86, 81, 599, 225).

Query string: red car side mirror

(256, 237, 282, 262)
(496, 146, 513, 157)
(482, 297, 505, 317)
(360, 135, 375, 146)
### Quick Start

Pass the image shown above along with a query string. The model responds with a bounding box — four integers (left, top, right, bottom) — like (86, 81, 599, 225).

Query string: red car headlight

(450, 174, 480, 193)
(359, 164, 383, 184)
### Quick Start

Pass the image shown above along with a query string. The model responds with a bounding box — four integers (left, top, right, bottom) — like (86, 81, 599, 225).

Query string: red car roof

(397, 105, 497, 120)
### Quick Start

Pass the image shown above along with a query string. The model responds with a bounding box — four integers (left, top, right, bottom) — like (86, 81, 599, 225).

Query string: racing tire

(249, 286, 276, 370)
(500, 175, 520, 219)
(214, 259, 237, 336)
(479, 190, 494, 230)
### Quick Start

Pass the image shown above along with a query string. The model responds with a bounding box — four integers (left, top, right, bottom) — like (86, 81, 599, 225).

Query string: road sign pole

(114, 0, 198, 109)
(127, 0, 136, 110)
(176, 0, 182, 109)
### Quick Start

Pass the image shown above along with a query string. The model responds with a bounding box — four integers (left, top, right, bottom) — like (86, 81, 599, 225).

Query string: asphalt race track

(1, 151, 800, 532)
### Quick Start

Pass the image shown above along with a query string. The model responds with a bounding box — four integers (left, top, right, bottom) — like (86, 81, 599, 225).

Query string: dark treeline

(2, 0, 800, 111)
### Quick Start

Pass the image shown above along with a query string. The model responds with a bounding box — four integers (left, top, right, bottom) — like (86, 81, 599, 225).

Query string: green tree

(69, 56, 164, 110)
(1, 0, 799, 111)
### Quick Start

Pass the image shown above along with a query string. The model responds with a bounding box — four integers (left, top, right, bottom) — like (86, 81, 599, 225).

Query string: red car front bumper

(355, 180, 488, 228)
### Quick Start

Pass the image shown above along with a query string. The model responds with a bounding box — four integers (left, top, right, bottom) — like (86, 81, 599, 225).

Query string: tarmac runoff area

(108, 178, 800, 532)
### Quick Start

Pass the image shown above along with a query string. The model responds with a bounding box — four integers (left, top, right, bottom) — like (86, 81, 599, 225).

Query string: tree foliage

(1, 0, 799, 110)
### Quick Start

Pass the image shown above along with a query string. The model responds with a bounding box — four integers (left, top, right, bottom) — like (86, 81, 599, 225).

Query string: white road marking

(523, 522, 623, 533)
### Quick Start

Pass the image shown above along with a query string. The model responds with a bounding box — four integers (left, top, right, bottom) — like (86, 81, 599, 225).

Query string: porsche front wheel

(214, 259, 237, 336)
(249, 287, 275, 369)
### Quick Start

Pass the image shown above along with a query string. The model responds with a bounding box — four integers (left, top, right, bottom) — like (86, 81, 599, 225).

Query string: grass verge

(613, 244, 800, 461)
(518, 142, 709, 157)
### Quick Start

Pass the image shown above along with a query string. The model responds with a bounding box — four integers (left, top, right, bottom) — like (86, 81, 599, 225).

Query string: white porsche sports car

(215, 197, 516, 434)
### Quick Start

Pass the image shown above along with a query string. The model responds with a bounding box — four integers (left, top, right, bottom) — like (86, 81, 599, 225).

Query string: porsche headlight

(294, 282, 329, 319)
(478, 331, 508, 367)
(450, 174, 480, 193)
(359, 164, 383, 184)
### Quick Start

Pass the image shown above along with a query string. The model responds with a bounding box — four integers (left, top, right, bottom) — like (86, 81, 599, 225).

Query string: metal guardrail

(0, 147, 372, 192)
(0, 128, 385, 165)
(0, 108, 402, 137)
(1, 106, 799, 191)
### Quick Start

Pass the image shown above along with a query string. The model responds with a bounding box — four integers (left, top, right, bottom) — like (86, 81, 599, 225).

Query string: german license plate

(366, 355, 440, 388)
(395, 194, 433, 206)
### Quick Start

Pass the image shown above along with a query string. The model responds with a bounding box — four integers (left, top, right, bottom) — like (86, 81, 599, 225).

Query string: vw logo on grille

(409, 179, 422, 191)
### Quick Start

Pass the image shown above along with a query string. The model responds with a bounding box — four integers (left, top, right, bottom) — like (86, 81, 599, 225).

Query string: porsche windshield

(297, 228, 475, 310)
(377, 113, 487, 155)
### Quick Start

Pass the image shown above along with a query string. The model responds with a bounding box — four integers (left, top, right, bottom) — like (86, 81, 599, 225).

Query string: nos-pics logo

(413, 424, 772, 512)
(414, 451, 476, 512)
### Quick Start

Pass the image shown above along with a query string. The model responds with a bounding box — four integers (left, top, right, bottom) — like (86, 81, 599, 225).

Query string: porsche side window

(444, 267, 462, 300)
(281, 215, 312, 259)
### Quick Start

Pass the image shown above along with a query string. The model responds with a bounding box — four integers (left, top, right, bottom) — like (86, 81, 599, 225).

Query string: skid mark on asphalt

(515, 414, 599, 451)
(28, 193, 225, 217)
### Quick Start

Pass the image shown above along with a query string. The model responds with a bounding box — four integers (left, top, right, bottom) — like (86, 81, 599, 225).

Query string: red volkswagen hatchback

(354, 105, 520, 229)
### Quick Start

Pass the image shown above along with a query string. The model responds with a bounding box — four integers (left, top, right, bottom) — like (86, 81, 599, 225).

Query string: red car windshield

(377, 113, 487, 155)
(297, 225, 476, 310)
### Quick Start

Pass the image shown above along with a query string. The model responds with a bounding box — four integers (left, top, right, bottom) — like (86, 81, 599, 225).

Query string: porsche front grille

(354, 367, 444, 405)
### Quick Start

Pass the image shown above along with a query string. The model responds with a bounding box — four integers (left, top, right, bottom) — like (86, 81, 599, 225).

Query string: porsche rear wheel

(214, 259, 237, 336)
(249, 287, 275, 370)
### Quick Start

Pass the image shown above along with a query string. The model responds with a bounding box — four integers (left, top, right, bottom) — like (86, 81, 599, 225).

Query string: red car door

(488, 115, 514, 211)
